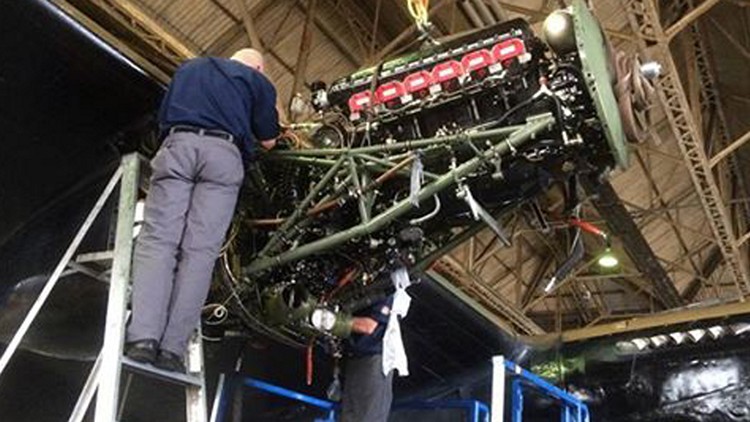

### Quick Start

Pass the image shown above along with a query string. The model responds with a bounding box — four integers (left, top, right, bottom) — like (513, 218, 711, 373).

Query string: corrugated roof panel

(306, 27, 357, 78)
(190, 7, 232, 48)
(161, 1, 210, 40)
(132, 0, 204, 52)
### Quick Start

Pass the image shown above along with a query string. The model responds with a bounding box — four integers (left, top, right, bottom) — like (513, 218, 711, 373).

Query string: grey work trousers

(340, 354, 394, 422)
(126, 131, 244, 355)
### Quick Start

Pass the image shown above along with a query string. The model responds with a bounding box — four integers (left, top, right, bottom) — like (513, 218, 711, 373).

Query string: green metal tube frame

(269, 123, 527, 157)
(260, 155, 346, 256)
(244, 114, 554, 275)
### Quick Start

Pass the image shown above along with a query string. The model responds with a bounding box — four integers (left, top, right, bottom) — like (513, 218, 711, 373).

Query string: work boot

(154, 349, 186, 373)
(125, 339, 158, 364)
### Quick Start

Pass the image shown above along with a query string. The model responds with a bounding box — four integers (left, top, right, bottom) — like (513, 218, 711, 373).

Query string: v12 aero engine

(210, 0, 653, 351)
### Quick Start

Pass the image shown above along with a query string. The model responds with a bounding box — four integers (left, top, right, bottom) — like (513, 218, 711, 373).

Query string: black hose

(551, 229, 585, 285)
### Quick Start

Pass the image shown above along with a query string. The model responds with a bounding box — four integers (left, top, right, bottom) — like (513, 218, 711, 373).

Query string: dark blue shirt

(348, 296, 394, 357)
(158, 57, 279, 161)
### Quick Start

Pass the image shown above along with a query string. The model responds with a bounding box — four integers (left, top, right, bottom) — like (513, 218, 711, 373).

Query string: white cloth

(382, 267, 412, 377)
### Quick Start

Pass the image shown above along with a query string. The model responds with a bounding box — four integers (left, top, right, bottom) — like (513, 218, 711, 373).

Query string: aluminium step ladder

(0, 154, 208, 421)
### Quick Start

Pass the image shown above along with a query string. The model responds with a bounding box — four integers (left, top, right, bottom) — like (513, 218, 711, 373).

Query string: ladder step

(121, 357, 203, 387)
(76, 250, 115, 263)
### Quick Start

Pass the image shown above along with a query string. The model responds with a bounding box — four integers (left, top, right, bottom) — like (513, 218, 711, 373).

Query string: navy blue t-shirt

(158, 57, 279, 161)
(348, 295, 394, 357)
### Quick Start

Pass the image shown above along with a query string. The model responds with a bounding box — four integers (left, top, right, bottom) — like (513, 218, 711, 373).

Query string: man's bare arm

(351, 317, 379, 336)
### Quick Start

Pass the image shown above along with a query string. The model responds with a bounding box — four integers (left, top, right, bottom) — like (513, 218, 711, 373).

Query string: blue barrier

(499, 358, 590, 422)
(212, 373, 491, 422)
(212, 375, 337, 422)
(394, 398, 490, 422)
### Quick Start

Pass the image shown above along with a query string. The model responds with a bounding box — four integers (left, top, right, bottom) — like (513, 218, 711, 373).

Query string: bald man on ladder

(125, 49, 280, 372)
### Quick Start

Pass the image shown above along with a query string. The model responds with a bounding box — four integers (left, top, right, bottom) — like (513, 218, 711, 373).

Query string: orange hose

(247, 156, 414, 227)
(306, 341, 314, 386)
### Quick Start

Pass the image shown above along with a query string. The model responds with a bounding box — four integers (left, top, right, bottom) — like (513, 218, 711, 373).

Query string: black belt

(168, 125, 235, 142)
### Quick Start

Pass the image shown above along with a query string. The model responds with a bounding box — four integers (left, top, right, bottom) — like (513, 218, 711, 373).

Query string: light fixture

(669, 332, 687, 344)
(730, 323, 750, 335)
(597, 248, 619, 268)
(617, 323, 750, 356)
(616, 341, 638, 353)
(707, 326, 724, 339)
(568, 218, 620, 269)
(631, 338, 650, 351)
(542, 10, 576, 55)
(687, 329, 706, 343)
(649, 335, 669, 348)
(310, 308, 337, 332)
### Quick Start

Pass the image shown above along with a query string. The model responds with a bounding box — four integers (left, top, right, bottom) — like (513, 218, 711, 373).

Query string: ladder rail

(0, 165, 124, 377)
(95, 153, 140, 422)
(62, 153, 208, 422)
(69, 351, 104, 422)
(1, 152, 208, 421)
(185, 331, 209, 422)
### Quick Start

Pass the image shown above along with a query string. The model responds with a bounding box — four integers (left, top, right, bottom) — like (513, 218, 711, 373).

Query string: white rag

(382, 267, 412, 377)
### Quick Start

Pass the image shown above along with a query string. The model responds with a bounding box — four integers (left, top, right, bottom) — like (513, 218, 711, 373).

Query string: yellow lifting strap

(407, 0, 430, 28)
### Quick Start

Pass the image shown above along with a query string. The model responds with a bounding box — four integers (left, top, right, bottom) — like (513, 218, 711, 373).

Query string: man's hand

(260, 139, 276, 150)
(351, 317, 379, 336)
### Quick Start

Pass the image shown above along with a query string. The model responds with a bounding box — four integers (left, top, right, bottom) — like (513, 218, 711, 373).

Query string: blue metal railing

(212, 375, 337, 422)
(394, 398, 490, 422)
(502, 358, 590, 422)
(212, 373, 491, 422)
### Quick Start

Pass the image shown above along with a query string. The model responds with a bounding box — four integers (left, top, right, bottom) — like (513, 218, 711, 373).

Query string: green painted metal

(347, 156, 370, 223)
(414, 211, 512, 272)
(572, 0, 630, 169)
(358, 153, 439, 180)
(243, 114, 555, 275)
(269, 123, 526, 157)
(268, 155, 339, 167)
(263, 285, 315, 326)
(260, 155, 346, 256)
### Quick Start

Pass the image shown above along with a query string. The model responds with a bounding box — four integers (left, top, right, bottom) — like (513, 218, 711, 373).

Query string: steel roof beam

(624, 0, 750, 297)
(580, 176, 684, 308)
(681, 245, 724, 301)
(526, 298, 750, 344)
(433, 256, 546, 336)
(664, 0, 722, 41)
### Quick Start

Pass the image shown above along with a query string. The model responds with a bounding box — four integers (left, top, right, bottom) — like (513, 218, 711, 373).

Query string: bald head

(231, 48, 265, 73)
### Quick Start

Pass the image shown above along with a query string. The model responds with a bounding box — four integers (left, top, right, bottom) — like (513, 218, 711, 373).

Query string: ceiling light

(616, 341, 638, 353)
(597, 248, 619, 268)
(649, 335, 669, 348)
(707, 326, 724, 339)
(729, 323, 750, 336)
(669, 332, 686, 344)
(687, 329, 706, 342)
(631, 338, 650, 351)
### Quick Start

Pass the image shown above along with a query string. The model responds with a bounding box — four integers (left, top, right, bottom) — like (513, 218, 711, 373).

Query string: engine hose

(544, 229, 585, 292)
(474, 94, 537, 132)
(613, 51, 656, 143)
(409, 195, 441, 225)
(306, 341, 314, 386)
